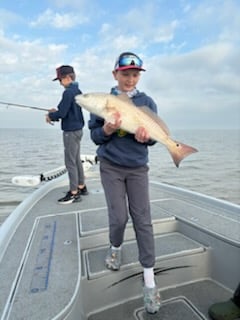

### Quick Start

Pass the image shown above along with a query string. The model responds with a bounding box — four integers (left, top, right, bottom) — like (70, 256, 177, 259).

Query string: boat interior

(0, 168, 239, 320)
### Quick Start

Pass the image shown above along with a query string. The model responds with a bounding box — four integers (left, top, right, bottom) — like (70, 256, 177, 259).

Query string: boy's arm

(88, 114, 113, 145)
(48, 90, 73, 121)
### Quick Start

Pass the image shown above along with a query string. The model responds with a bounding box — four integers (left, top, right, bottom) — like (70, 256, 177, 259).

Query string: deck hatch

(135, 297, 204, 319)
(79, 202, 174, 236)
(85, 232, 204, 279)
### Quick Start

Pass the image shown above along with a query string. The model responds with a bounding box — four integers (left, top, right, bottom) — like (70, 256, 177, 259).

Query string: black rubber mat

(135, 297, 204, 320)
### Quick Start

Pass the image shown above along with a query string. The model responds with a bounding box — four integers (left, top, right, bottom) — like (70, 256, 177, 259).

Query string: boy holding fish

(88, 52, 161, 314)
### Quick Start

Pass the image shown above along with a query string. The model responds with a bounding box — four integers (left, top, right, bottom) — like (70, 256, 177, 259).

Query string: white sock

(111, 245, 121, 250)
(143, 267, 155, 288)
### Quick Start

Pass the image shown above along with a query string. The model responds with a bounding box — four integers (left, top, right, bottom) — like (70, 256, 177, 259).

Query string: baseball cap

(52, 65, 75, 81)
(114, 52, 145, 71)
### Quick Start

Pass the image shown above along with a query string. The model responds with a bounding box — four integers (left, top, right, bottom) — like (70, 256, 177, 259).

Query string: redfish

(76, 93, 198, 167)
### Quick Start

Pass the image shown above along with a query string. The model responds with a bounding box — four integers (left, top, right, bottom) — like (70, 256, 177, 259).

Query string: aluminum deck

(0, 172, 239, 320)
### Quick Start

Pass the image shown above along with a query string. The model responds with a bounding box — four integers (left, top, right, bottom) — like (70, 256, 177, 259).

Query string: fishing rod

(0, 101, 49, 112)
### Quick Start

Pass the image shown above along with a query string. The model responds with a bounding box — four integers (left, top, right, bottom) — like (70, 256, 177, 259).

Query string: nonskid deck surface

(149, 182, 240, 243)
(84, 232, 204, 279)
(0, 176, 239, 320)
(81, 229, 212, 319)
(80, 179, 239, 320)
(87, 280, 232, 320)
(1, 214, 80, 320)
(80, 195, 211, 319)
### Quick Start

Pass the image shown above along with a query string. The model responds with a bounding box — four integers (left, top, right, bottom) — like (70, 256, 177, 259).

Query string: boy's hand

(45, 114, 53, 124)
(48, 108, 57, 113)
(45, 108, 57, 125)
(103, 112, 121, 135)
(135, 127, 150, 143)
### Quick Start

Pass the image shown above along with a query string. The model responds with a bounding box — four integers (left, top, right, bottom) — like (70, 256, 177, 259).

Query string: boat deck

(0, 171, 239, 320)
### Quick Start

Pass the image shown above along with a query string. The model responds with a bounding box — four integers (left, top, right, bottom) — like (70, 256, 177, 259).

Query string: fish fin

(105, 105, 118, 113)
(105, 99, 121, 123)
(105, 99, 119, 113)
(116, 94, 170, 136)
(167, 140, 198, 167)
(139, 106, 170, 135)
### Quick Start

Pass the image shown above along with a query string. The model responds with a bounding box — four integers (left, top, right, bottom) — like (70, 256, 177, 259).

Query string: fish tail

(166, 140, 198, 167)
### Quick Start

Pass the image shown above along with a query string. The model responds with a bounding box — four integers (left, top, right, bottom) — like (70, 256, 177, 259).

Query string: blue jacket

(49, 82, 84, 131)
(88, 90, 157, 167)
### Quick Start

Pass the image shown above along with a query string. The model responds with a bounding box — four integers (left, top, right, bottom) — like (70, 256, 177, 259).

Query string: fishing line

(0, 101, 48, 112)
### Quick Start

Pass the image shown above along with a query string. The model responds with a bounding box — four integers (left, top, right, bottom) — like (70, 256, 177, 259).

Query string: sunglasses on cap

(114, 53, 145, 71)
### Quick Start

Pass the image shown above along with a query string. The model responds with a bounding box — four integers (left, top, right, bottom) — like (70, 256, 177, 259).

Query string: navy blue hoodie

(49, 82, 84, 131)
(88, 90, 157, 167)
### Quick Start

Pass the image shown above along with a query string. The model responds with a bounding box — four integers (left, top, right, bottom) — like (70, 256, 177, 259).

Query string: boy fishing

(46, 65, 88, 203)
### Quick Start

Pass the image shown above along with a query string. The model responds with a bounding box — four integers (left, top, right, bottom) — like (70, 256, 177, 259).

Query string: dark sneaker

(143, 285, 161, 314)
(78, 185, 88, 195)
(208, 299, 240, 320)
(105, 247, 121, 271)
(58, 191, 81, 204)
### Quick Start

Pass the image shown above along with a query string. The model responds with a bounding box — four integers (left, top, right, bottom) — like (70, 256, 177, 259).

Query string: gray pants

(100, 159, 155, 268)
(63, 130, 84, 191)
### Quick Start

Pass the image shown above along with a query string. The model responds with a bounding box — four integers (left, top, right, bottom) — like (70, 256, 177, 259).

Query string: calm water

(0, 128, 239, 226)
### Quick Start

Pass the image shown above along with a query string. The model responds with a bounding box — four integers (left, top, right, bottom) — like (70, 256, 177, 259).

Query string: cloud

(184, 0, 240, 44)
(0, 0, 239, 129)
(106, 4, 180, 47)
(0, 31, 67, 74)
(0, 29, 69, 122)
(152, 20, 179, 43)
(138, 40, 240, 129)
(30, 9, 88, 29)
